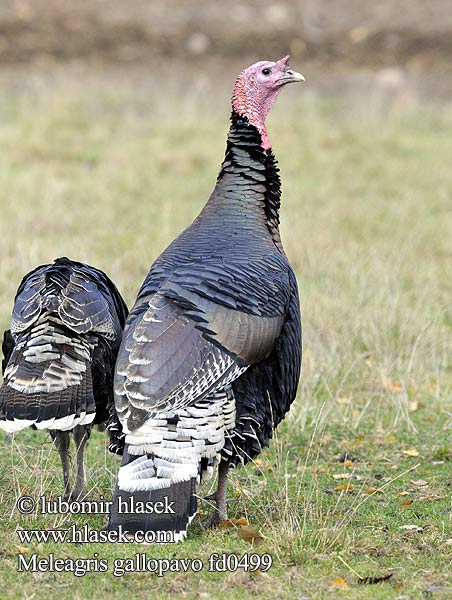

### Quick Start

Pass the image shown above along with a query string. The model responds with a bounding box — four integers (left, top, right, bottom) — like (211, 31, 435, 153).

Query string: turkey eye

(262, 68, 271, 76)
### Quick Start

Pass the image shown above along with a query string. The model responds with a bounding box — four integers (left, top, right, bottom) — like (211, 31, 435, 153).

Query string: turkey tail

(108, 445, 197, 543)
(0, 319, 96, 433)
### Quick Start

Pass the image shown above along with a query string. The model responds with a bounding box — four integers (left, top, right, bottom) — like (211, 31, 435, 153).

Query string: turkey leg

(71, 425, 91, 500)
(206, 459, 229, 527)
(50, 430, 71, 499)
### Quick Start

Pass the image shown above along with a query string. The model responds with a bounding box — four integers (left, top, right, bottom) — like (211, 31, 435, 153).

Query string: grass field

(0, 79, 451, 599)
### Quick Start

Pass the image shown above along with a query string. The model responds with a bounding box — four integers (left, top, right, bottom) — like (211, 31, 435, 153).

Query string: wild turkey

(109, 56, 303, 540)
(0, 257, 128, 499)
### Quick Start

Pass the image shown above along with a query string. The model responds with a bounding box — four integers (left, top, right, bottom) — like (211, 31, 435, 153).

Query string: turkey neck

(200, 110, 284, 253)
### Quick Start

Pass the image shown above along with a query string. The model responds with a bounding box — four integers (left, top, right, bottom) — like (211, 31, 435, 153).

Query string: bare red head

(232, 56, 304, 151)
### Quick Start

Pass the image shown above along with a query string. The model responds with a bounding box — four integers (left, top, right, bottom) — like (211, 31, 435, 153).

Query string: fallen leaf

(398, 491, 410, 496)
(410, 479, 428, 487)
(402, 449, 419, 457)
(382, 377, 402, 392)
(343, 460, 354, 468)
(237, 525, 264, 544)
(335, 483, 354, 492)
(331, 576, 349, 588)
(14, 545, 30, 554)
(366, 487, 378, 494)
(221, 518, 253, 528)
(219, 519, 234, 528)
(399, 500, 412, 506)
(408, 400, 418, 412)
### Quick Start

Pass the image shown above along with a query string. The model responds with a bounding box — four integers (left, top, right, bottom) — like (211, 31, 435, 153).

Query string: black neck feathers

(212, 111, 283, 248)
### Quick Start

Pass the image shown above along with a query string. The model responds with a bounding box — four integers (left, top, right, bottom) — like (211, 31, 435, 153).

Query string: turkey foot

(205, 459, 229, 528)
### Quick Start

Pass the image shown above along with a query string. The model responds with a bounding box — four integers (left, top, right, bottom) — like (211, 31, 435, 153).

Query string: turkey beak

(277, 69, 305, 84)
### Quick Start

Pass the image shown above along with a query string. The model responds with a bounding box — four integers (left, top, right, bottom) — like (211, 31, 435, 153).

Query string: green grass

(0, 79, 451, 599)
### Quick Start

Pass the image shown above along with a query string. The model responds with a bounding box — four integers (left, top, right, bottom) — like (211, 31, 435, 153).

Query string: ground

(1, 0, 452, 75)
(0, 70, 451, 598)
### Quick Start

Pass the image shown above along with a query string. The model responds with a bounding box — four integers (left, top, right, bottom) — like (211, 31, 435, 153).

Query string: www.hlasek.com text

(17, 524, 177, 544)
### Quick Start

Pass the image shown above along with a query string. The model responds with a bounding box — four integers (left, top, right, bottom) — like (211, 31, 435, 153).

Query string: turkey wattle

(0, 257, 128, 499)
(109, 56, 304, 540)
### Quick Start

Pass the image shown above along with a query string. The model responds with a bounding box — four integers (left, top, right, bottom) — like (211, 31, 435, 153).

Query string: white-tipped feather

(0, 410, 95, 434)
(117, 392, 236, 494)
